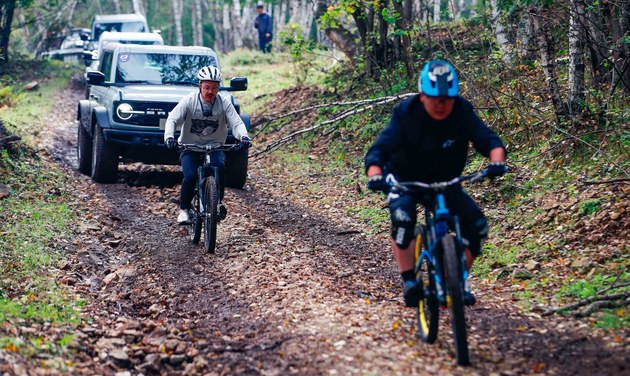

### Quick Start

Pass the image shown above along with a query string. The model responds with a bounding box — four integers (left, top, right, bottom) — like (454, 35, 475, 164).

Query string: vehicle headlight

(116, 103, 143, 120)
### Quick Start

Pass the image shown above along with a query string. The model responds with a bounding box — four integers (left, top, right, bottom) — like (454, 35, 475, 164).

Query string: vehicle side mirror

(83, 51, 94, 66)
(87, 71, 106, 86)
(225, 77, 247, 92)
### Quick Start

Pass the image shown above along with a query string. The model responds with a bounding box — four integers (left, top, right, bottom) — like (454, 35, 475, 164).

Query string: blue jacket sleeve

(460, 99, 505, 157)
(364, 106, 406, 172)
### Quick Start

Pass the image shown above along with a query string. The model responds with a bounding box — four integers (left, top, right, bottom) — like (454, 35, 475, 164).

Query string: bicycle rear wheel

(203, 176, 218, 253)
(190, 187, 202, 244)
(443, 234, 470, 366)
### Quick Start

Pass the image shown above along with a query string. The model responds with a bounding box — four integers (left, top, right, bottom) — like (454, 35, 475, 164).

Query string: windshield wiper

(118, 80, 154, 84)
(163, 81, 196, 86)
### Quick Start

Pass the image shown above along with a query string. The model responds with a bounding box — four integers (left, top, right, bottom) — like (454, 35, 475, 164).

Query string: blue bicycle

(389, 169, 496, 366)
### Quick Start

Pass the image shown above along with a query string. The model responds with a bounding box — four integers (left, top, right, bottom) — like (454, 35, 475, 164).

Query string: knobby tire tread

(77, 121, 92, 175)
(91, 126, 118, 183)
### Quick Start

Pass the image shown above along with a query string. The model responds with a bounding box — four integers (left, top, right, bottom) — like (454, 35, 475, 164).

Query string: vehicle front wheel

(225, 146, 248, 189)
(91, 126, 118, 183)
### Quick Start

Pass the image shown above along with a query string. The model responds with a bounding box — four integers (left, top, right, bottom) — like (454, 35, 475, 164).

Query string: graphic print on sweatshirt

(191, 117, 220, 136)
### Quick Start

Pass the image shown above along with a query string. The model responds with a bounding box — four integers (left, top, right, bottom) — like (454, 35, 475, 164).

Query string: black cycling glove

(367, 174, 389, 192)
(486, 161, 507, 178)
(241, 136, 252, 148)
(165, 137, 178, 149)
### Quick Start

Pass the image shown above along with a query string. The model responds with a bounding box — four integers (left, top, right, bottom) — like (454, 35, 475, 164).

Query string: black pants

(388, 187, 488, 257)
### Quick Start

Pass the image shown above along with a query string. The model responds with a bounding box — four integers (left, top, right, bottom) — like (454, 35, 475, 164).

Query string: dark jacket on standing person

(364, 94, 505, 183)
(254, 12, 272, 36)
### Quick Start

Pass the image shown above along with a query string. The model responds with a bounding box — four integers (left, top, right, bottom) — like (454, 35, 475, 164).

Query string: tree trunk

(231, 0, 243, 49)
(211, 0, 224, 52)
(112, 0, 122, 14)
(568, 0, 586, 115)
(490, 0, 514, 66)
(192, 0, 203, 46)
(434, 0, 441, 23)
(222, 3, 233, 51)
(585, 3, 610, 86)
(0, 0, 17, 63)
(173, 0, 183, 45)
(132, 0, 146, 15)
(530, 6, 566, 119)
(604, 0, 630, 93)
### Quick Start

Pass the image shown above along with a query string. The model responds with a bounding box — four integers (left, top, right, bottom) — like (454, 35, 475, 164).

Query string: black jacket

(364, 94, 505, 182)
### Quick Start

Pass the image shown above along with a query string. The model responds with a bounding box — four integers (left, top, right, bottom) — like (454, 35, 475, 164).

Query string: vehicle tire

(415, 229, 439, 343)
(443, 234, 470, 366)
(203, 176, 218, 253)
(190, 186, 202, 244)
(225, 146, 248, 189)
(77, 121, 93, 175)
(91, 125, 119, 183)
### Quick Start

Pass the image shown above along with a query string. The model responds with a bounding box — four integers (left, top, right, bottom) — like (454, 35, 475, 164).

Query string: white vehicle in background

(81, 13, 151, 67)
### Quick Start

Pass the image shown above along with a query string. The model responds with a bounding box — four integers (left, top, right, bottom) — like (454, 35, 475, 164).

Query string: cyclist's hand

(240, 136, 252, 148)
(165, 137, 178, 149)
(485, 161, 507, 179)
(367, 174, 389, 192)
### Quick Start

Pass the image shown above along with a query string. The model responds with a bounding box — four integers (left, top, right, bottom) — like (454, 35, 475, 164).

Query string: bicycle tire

(190, 186, 202, 244)
(416, 254, 439, 343)
(203, 176, 218, 253)
(443, 234, 470, 366)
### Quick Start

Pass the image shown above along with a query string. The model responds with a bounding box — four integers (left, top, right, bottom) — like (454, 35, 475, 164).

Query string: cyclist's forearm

(489, 147, 506, 162)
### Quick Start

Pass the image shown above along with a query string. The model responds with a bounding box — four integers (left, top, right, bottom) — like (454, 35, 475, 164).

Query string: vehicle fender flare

(93, 106, 111, 131)
(77, 100, 92, 135)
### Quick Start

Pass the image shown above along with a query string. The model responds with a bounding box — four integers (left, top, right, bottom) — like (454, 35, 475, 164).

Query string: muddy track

(33, 85, 628, 375)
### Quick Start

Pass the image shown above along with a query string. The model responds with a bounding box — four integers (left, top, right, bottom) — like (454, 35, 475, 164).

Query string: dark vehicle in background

(40, 27, 90, 63)
(77, 43, 250, 187)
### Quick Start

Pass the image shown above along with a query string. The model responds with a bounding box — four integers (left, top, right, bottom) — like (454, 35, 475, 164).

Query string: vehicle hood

(116, 85, 197, 102)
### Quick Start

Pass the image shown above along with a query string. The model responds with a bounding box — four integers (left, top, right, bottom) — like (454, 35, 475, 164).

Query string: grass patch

(0, 60, 85, 361)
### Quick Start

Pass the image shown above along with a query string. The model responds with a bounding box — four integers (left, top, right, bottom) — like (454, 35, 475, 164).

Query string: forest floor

(1, 82, 628, 375)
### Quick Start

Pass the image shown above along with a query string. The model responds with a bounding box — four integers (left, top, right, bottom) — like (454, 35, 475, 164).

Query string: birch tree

(231, 0, 243, 49)
(568, 0, 586, 114)
(132, 0, 146, 15)
(192, 0, 203, 46)
(530, 6, 566, 119)
(172, 0, 183, 45)
(489, 0, 514, 65)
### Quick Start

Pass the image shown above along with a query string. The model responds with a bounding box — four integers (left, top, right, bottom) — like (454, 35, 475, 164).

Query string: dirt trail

(26, 85, 628, 375)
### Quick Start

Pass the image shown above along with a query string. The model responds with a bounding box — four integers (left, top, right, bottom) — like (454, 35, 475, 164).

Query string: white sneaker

(177, 209, 190, 224)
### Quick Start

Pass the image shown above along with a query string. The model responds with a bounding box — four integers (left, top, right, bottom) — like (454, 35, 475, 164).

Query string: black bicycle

(388, 169, 497, 366)
(179, 142, 243, 253)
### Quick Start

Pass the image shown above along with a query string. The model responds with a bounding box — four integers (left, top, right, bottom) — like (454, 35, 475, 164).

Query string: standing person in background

(254, 3, 272, 53)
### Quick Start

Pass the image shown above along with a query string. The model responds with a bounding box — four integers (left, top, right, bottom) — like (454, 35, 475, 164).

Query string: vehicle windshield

(115, 52, 218, 84)
(93, 22, 146, 41)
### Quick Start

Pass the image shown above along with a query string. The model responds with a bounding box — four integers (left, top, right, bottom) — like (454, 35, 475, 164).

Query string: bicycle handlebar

(390, 169, 490, 193)
(178, 142, 243, 153)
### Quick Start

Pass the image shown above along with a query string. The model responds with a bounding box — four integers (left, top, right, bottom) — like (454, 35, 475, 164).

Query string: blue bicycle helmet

(418, 60, 459, 97)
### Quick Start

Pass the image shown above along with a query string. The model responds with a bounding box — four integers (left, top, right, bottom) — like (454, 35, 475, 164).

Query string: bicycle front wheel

(416, 253, 439, 343)
(190, 186, 202, 244)
(203, 176, 218, 253)
(443, 234, 470, 366)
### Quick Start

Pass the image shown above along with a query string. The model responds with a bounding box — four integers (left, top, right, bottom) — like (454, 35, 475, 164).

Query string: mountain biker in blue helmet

(364, 60, 507, 307)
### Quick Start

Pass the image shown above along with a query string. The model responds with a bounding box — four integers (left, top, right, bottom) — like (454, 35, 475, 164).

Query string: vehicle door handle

(90, 95, 99, 100)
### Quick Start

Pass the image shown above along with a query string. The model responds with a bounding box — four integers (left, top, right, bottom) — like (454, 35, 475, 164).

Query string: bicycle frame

(417, 192, 468, 306)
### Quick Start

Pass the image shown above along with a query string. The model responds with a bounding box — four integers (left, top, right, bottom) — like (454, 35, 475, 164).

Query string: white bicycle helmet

(197, 66, 222, 82)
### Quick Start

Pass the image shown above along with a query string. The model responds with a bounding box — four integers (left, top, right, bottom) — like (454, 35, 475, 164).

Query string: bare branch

(542, 291, 630, 316)
(580, 178, 630, 185)
(250, 93, 415, 159)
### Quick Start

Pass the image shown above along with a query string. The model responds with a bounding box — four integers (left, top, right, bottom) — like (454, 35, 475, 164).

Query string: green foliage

(579, 199, 602, 216)
(278, 23, 321, 84)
